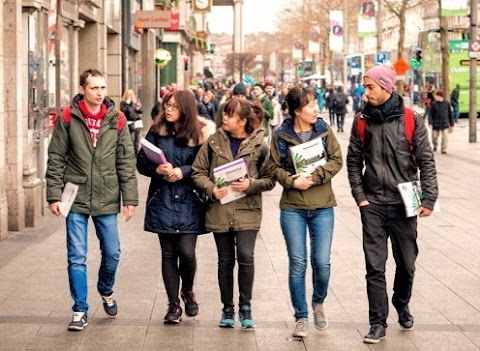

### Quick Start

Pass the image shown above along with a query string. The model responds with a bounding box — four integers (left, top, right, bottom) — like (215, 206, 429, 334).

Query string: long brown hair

(152, 90, 202, 146)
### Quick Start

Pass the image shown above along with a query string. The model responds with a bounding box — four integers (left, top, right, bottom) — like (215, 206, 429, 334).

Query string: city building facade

(0, 0, 242, 240)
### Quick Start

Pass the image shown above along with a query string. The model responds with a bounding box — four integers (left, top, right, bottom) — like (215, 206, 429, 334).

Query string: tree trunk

(395, 0, 408, 96)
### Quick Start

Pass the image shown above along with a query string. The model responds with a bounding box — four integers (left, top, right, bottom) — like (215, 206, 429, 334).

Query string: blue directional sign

(375, 52, 389, 65)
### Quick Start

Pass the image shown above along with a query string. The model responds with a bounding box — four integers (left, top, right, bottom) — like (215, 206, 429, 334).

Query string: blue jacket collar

(278, 116, 329, 141)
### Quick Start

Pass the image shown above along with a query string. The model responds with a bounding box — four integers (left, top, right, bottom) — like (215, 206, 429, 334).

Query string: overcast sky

(208, 0, 289, 34)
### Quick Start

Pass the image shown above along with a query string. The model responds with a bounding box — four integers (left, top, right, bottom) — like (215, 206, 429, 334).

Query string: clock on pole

(192, 0, 212, 12)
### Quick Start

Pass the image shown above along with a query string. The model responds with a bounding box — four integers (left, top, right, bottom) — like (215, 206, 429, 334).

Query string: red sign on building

(169, 10, 179, 30)
(134, 11, 171, 29)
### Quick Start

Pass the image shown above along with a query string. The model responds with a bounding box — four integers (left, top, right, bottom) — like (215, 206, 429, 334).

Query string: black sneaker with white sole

(164, 300, 182, 324)
(102, 294, 118, 317)
(68, 312, 88, 331)
(363, 324, 386, 344)
(397, 305, 414, 330)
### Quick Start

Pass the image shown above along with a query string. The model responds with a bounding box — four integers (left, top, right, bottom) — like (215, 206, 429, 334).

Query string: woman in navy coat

(137, 90, 214, 324)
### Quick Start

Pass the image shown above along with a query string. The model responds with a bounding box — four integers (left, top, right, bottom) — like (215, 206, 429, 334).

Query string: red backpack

(356, 107, 415, 154)
(61, 106, 127, 132)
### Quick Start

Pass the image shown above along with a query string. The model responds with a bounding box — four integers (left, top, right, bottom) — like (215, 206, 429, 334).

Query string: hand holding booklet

(58, 182, 79, 217)
(397, 181, 440, 217)
(140, 138, 168, 165)
(290, 138, 326, 175)
(213, 158, 249, 205)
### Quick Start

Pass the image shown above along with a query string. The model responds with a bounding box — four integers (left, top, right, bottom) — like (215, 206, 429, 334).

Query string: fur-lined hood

(156, 116, 216, 147)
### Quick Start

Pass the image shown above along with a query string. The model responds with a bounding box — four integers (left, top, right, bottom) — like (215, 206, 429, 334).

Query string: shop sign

(135, 10, 171, 29)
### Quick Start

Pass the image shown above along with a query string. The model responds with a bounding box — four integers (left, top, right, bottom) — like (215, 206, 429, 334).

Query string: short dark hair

(286, 87, 317, 119)
(79, 69, 104, 88)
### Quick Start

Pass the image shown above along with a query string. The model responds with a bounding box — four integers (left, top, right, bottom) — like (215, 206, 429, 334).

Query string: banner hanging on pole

(358, 0, 376, 37)
(329, 11, 344, 53)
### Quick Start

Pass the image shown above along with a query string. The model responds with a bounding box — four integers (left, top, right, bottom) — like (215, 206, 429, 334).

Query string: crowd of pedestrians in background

(46, 65, 451, 345)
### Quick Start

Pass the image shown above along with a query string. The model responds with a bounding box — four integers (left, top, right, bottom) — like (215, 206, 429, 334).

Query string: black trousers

(213, 230, 257, 308)
(360, 203, 418, 326)
(158, 234, 198, 303)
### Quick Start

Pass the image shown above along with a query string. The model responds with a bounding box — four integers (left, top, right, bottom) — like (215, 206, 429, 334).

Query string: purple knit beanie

(364, 64, 397, 94)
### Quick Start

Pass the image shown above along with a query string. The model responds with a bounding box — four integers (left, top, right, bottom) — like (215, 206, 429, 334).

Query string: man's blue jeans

(66, 212, 121, 313)
(280, 208, 334, 321)
(452, 102, 460, 123)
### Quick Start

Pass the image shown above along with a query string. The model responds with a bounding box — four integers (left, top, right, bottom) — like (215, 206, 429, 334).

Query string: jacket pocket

(102, 174, 120, 205)
(63, 174, 88, 204)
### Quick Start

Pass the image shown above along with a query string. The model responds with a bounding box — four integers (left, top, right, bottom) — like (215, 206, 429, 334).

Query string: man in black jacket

(429, 90, 454, 154)
(346, 64, 438, 344)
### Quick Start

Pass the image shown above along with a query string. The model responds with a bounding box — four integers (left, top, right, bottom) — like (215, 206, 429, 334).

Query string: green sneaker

(239, 305, 256, 329)
(219, 306, 235, 328)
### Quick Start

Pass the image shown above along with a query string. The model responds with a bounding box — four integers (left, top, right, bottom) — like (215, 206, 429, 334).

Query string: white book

(59, 182, 79, 217)
(213, 158, 249, 205)
(397, 181, 440, 217)
(290, 138, 326, 175)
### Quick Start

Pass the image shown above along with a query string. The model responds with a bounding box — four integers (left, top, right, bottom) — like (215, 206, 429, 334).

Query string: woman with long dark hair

(192, 99, 274, 329)
(137, 90, 215, 324)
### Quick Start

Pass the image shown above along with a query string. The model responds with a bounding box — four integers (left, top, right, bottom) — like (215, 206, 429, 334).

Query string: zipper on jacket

(381, 123, 387, 203)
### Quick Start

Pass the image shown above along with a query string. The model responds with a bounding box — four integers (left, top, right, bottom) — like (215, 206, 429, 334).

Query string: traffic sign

(375, 52, 388, 65)
(469, 40, 480, 58)
(392, 58, 410, 75)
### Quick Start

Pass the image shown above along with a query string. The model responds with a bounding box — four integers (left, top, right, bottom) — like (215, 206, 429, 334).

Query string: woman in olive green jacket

(192, 99, 274, 329)
(267, 86, 342, 338)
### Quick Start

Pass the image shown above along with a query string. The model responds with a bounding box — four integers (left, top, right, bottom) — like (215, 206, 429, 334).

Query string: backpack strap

(116, 110, 127, 132)
(356, 112, 366, 146)
(356, 108, 415, 151)
(61, 106, 126, 134)
(62, 106, 72, 125)
(403, 107, 415, 152)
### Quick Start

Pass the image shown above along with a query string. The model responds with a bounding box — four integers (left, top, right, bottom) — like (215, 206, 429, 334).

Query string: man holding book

(346, 63, 438, 344)
(46, 69, 138, 331)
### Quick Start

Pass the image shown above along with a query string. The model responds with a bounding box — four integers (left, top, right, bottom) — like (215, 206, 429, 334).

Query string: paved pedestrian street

(1, 114, 479, 351)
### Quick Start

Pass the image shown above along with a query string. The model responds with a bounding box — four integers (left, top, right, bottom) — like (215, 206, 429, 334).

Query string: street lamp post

(343, 0, 348, 90)
(469, 0, 478, 143)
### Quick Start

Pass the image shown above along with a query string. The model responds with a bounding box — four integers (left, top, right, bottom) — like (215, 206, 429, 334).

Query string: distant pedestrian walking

(192, 98, 274, 329)
(120, 89, 143, 153)
(333, 86, 348, 133)
(450, 84, 460, 123)
(428, 90, 454, 154)
(325, 88, 336, 126)
(267, 86, 343, 338)
(46, 69, 138, 331)
(137, 91, 215, 325)
(347, 63, 438, 344)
